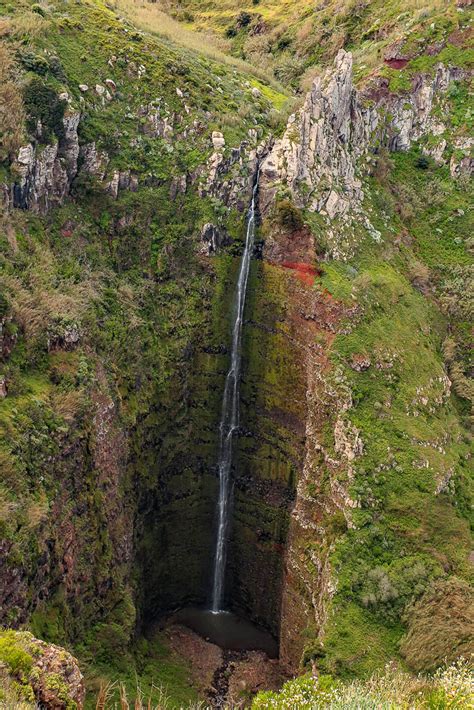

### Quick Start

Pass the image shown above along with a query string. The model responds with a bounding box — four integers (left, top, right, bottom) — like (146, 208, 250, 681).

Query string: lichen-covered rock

(79, 141, 110, 180)
(0, 630, 85, 709)
(201, 135, 265, 210)
(260, 51, 371, 222)
(139, 103, 174, 140)
(211, 130, 225, 150)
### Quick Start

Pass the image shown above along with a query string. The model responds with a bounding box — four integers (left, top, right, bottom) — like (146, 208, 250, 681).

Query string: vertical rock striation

(260, 50, 471, 252)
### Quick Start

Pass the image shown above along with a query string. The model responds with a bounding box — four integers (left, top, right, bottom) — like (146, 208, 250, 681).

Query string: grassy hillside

(310, 149, 473, 677)
(154, 0, 473, 88)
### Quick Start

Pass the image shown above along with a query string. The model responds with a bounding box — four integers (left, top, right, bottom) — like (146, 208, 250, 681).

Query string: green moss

(0, 631, 34, 680)
(44, 673, 77, 709)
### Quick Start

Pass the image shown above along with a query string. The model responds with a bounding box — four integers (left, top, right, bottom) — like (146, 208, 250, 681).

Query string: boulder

(211, 131, 225, 150)
(0, 630, 85, 709)
(200, 222, 228, 254)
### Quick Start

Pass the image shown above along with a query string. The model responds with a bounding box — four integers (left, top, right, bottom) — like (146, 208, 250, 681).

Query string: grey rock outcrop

(106, 169, 139, 199)
(260, 50, 470, 234)
(200, 222, 229, 254)
(211, 131, 225, 150)
(202, 136, 266, 211)
(139, 103, 174, 140)
(260, 51, 372, 222)
(11, 111, 81, 214)
(80, 141, 110, 180)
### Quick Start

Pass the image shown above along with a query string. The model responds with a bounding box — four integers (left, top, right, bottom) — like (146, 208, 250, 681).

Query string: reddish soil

(265, 225, 315, 265)
(384, 57, 408, 69)
(164, 624, 222, 694)
(280, 261, 319, 286)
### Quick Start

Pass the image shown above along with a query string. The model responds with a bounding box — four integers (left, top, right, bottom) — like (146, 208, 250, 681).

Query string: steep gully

(141, 53, 470, 677)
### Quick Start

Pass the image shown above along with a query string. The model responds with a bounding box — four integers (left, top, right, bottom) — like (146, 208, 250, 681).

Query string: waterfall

(211, 170, 260, 613)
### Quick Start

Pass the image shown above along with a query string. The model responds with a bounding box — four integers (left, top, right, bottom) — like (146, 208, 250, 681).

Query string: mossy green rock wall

(228, 261, 308, 636)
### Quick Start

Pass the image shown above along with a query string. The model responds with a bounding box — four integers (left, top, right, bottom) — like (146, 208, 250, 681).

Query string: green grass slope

(294, 148, 473, 678)
(156, 0, 473, 89)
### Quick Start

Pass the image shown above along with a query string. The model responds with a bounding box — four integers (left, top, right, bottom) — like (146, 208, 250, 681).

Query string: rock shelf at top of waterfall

(211, 170, 260, 613)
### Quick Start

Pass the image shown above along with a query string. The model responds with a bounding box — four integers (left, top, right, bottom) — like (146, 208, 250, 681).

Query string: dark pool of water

(172, 607, 278, 658)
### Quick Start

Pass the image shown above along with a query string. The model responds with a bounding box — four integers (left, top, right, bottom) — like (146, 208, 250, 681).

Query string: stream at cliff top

(172, 607, 278, 657)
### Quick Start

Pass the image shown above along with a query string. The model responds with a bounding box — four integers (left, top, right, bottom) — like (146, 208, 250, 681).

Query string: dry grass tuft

(2, 245, 102, 343)
(114, 0, 286, 91)
(401, 578, 474, 673)
(0, 42, 25, 162)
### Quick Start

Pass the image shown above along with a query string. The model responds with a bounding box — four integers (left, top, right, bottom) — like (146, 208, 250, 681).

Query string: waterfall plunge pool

(171, 607, 278, 658)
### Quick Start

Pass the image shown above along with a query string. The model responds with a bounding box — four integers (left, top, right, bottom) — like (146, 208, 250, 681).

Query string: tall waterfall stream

(171, 171, 277, 657)
(211, 170, 260, 612)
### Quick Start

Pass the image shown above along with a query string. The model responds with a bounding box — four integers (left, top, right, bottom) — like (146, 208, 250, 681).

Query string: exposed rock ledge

(10, 112, 81, 214)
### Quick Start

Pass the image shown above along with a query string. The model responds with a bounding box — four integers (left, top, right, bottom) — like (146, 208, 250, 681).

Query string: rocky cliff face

(0, 0, 278, 651)
(252, 48, 473, 672)
(260, 50, 472, 257)
(9, 111, 81, 214)
(1, 0, 471, 695)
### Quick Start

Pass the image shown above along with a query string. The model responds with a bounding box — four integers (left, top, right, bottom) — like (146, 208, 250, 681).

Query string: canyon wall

(1, 0, 472, 684)
(262, 50, 472, 672)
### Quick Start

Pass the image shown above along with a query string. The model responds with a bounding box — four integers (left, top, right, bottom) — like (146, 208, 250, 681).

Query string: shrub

(31, 4, 46, 16)
(48, 55, 65, 80)
(18, 50, 49, 75)
(274, 53, 306, 86)
(414, 155, 430, 170)
(275, 199, 304, 231)
(22, 77, 66, 142)
(237, 12, 252, 28)
(252, 661, 474, 709)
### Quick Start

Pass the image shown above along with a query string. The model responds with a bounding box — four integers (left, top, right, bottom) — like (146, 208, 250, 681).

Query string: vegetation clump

(252, 660, 474, 709)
